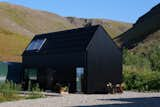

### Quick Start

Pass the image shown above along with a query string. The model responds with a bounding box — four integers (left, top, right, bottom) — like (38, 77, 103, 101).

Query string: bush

(148, 45, 160, 71)
(26, 81, 44, 99)
(0, 80, 21, 97)
(123, 48, 160, 91)
(0, 81, 44, 102)
(123, 49, 151, 70)
(123, 66, 160, 91)
(0, 81, 23, 102)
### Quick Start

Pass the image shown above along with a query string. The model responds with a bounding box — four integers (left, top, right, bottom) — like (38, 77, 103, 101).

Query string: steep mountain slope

(0, 2, 132, 62)
(0, 2, 131, 37)
(132, 30, 160, 53)
(114, 3, 160, 49)
(0, 29, 30, 62)
(66, 17, 132, 38)
(0, 2, 75, 36)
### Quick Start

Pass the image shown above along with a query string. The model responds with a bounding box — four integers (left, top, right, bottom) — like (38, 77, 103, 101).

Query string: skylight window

(26, 38, 46, 51)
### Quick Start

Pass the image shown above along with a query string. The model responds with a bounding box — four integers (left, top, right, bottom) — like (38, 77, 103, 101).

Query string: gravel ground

(0, 91, 160, 107)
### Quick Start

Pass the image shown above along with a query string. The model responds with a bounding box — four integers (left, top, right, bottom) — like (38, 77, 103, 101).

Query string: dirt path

(0, 91, 160, 107)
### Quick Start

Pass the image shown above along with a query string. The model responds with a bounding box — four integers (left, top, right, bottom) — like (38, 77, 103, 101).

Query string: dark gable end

(98, 26, 122, 53)
(87, 25, 121, 53)
(86, 25, 122, 92)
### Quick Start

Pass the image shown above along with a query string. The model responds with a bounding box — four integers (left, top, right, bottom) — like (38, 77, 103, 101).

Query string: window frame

(26, 38, 47, 51)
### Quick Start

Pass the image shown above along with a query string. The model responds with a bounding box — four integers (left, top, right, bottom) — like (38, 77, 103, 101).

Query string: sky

(0, 0, 159, 23)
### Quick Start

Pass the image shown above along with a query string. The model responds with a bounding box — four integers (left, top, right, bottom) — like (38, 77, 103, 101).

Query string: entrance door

(38, 68, 56, 90)
(76, 67, 84, 93)
(45, 68, 56, 90)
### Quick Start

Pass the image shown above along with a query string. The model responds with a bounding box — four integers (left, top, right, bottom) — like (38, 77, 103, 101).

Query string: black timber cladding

(86, 26, 122, 92)
(23, 25, 99, 55)
(22, 25, 122, 93)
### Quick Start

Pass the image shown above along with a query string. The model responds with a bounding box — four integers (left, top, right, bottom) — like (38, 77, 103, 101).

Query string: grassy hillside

(0, 2, 132, 38)
(121, 3, 160, 91)
(66, 17, 132, 38)
(131, 30, 160, 53)
(0, 2, 132, 62)
(114, 3, 160, 48)
(0, 28, 31, 62)
(0, 2, 75, 36)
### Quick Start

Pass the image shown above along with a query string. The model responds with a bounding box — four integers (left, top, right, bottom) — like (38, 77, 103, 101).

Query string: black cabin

(22, 25, 122, 93)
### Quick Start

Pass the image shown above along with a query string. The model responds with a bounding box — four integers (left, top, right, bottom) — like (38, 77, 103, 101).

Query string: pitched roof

(23, 25, 100, 55)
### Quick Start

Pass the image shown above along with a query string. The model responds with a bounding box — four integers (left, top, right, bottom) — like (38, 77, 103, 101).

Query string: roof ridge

(35, 25, 100, 37)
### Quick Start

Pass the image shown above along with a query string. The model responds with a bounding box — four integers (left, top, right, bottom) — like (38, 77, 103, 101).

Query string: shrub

(123, 47, 160, 91)
(123, 49, 151, 70)
(0, 80, 21, 97)
(0, 81, 23, 102)
(148, 45, 160, 72)
(123, 66, 160, 91)
(26, 82, 44, 99)
(0, 81, 44, 102)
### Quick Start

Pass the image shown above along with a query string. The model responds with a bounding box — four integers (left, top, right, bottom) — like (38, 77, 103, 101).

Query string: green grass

(123, 66, 160, 91)
(132, 30, 160, 53)
(0, 81, 23, 102)
(0, 28, 31, 62)
(0, 81, 44, 102)
(102, 20, 132, 38)
(0, 95, 25, 103)
(123, 46, 160, 91)
(0, 2, 132, 62)
(0, 2, 75, 34)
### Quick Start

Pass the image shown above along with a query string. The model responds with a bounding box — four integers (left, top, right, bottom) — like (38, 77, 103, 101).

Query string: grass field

(0, 2, 132, 62)
(0, 28, 31, 62)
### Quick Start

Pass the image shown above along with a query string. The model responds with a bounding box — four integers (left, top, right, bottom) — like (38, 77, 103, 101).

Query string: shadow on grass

(76, 97, 160, 107)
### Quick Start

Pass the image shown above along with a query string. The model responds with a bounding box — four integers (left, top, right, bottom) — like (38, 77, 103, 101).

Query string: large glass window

(76, 67, 84, 92)
(24, 69, 38, 80)
(26, 38, 46, 51)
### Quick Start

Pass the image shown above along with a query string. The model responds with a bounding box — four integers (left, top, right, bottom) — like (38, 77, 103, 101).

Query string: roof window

(26, 38, 46, 51)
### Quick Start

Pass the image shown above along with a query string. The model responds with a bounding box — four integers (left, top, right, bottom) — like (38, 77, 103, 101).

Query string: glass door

(76, 67, 84, 93)
(24, 68, 38, 80)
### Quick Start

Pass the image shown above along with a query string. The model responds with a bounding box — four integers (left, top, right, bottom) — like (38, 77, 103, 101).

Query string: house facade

(22, 25, 122, 93)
